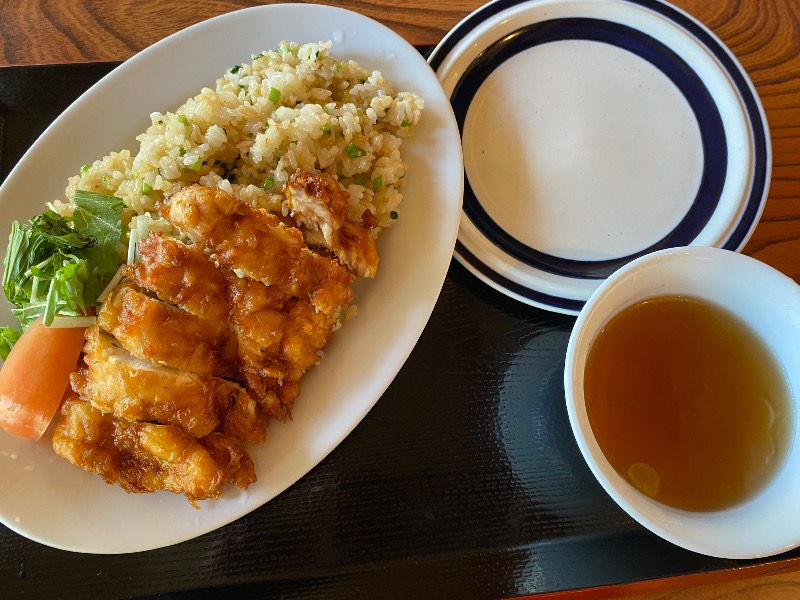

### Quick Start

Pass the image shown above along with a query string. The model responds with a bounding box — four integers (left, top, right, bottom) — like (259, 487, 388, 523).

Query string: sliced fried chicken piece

(130, 233, 230, 322)
(284, 169, 379, 278)
(52, 397, 256, 504)
(159, 185, 324, 296)
(308, 256, 355, 318)
(227, 269, 352, 418)
(73, 326, 267, 442)
(212, 378, 270, 443)
(280, 296, 338, 381)
(98, 282, 238, 379)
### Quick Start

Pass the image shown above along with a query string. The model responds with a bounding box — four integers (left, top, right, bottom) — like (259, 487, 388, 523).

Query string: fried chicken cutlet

(53, 397, 255, 505)
(284, 169, 379, 279)
(56, 182, 360, 503)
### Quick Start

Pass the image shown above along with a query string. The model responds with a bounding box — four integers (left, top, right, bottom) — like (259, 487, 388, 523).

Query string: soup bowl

(564, 246, 800, 558)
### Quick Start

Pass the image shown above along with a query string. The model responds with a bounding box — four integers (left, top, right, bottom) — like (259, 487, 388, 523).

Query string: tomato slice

(0, 317, 87, 440)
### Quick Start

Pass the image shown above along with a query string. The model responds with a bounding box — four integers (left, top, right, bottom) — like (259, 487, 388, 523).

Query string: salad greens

(0, 190, 123, 358)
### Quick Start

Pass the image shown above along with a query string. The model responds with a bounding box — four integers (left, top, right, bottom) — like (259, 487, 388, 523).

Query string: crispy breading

(72, 326, 267, 443)
(56, 182, 365, 501)
(211, 378, 270, 443)
(130, 234, 230, 322)
(53, 398, 256, 504)
(72, 326, 220, 438)
(285, 169, 379, 278)
(160, 185, 318, 296)
(98, 283, 238, 379)
(227, 271, 351, 418)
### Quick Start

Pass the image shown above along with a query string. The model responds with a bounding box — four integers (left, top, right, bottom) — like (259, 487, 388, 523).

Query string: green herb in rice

(65, 41, 422, 232)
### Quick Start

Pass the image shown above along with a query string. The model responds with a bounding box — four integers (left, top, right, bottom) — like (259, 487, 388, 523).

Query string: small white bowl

(564, 246, 800, 558)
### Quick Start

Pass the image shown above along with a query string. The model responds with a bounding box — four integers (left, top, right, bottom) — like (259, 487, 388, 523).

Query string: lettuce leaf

(71, 190, 124, 277)
(0, 327, 21, 361)
(2, 191, 124, 332)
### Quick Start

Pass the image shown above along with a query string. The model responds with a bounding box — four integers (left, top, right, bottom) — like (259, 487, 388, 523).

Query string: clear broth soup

(584, 295, 793, 512)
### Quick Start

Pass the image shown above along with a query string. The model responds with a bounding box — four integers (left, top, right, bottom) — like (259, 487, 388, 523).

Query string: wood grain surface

(1, 0, 799, 598)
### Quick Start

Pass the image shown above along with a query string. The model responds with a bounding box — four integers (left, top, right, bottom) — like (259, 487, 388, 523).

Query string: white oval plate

(429, 0, 771, 314)
(0, 5, 462, 553)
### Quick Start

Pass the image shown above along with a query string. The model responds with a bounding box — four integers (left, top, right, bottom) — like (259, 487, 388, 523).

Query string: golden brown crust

(57, 182, 363, 502)
(53, 398, 255, 504)
(285, 169, 379, 278)
(97, 283, 239, 379)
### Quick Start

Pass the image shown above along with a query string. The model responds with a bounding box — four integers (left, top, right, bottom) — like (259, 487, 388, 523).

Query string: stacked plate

(429, 0, 771, 314)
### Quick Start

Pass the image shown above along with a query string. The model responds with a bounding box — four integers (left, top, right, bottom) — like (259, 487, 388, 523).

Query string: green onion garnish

(353, 175, 367, 186)
(80, 164, 90, 174)
(179, 148, 187, 156)
(263, 177, 275, 190)
(189, 160, 202, 171)
(345, 143, 366, 159)
(229, 64, 242, 74)
(401, 120, 412, 127)
(141, 181, 152, 195)
(268, 87, 281, 103)
(372, 175, 383, 191)
(177, 114, 190, 126)
(321, 123, 331, 132)
(390, 210, 399, 220)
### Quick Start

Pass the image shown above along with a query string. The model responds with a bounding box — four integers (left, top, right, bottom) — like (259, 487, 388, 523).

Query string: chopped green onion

(372, 175, 383, 191)
(321, 123, 331, 132)
(80, 164, 90, 174)
(141, 181, 152, 195)
(353, 175, 367, 186)
(102, 175, 111, 189)
(229, 64, 242, 74)
(179, 147, 187, 156)
(268, 87, 281, 103)
(262, 177, 275, 190)
(401, 120, 412, 127)
(356, 108, 365, 116)
(177, 114, 190, 126)
(188, 160, 202, 171)
(390, 210, 399, 220)
(344, 143, 366, 159)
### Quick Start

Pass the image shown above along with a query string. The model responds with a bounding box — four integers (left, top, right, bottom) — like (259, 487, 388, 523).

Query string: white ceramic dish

(429, 0, 771, 314)
(0, 4, 463, 553)
(565, 247, 800, 558)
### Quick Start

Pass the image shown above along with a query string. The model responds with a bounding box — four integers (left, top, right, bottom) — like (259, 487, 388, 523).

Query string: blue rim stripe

(450, 17, 728, 279)
(454, 240, 587, 312)
(430, 0, 770, 310)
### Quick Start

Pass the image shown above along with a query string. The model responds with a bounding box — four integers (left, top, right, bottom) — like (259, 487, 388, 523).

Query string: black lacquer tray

(0, 58, 796, 600)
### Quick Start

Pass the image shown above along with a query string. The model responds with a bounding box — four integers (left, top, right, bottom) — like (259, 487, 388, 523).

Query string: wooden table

(0, 1, 799, 599)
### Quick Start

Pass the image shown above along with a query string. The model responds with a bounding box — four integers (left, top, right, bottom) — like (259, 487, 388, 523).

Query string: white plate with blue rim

(428, 0, 771, 314)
